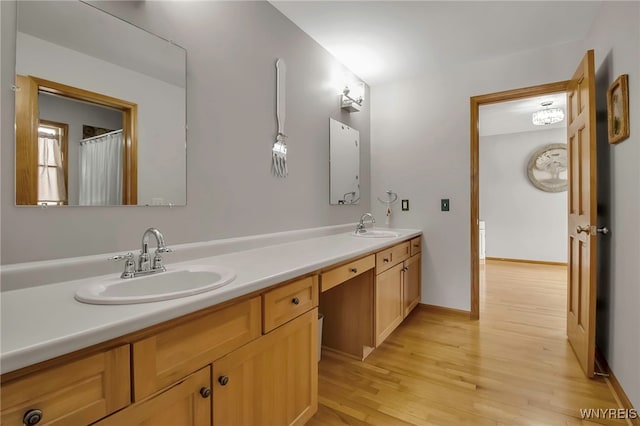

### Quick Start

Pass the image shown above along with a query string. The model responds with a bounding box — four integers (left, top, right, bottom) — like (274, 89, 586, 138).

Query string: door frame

(469, 81, 570, 319)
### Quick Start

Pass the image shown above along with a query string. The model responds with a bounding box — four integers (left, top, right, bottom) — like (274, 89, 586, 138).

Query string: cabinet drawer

(1, 345, 130, 426)
(263, 276, 318, 333)
(410, 236, 422, 256)
(376, 241, 410, 273)
(132, 297, 261, 400)
(321, 255, 375, 293)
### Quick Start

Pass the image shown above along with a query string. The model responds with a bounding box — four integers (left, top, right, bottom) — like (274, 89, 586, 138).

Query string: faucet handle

(109, 253, 136, 278)
(110, 253, 134, 262)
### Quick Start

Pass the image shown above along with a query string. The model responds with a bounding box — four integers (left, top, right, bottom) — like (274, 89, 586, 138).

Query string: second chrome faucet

(355, 213, 375, 234)
(111, 227, 173, 279)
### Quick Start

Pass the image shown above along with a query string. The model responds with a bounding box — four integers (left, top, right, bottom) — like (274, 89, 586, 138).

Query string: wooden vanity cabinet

(1, 236, 422, 426)
(93, 366, 211, 426)
(0, 345, 130, 426)
(212, 309, 318, 426)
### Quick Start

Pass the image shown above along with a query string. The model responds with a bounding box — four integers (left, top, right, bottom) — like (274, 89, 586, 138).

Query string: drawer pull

(383, 258, 389, 263)
(23, 409, 43, 426)
(291, 297, 300, 305)
(413, 244, 419, 248)
(218, 375, 229, 386)
(200, 387, 212, 398)
(350, 268, 358, 273)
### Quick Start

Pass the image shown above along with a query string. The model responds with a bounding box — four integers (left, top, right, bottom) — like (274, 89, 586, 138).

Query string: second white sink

(75, 264, 236, 305)
(352, 229, 400, 238)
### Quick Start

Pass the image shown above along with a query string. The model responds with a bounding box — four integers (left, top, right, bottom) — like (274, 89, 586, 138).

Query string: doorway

(469, 81, 570, 320)
(477, 90, 570, 325)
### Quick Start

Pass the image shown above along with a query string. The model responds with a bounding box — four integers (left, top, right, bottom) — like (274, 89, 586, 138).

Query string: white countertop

(0, 228, 421, 374)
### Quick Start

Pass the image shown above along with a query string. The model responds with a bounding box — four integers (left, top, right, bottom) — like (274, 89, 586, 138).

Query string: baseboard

(485, 257, 567, 267)
(419, 303, 471, 318)
(595, 348, 639, 425)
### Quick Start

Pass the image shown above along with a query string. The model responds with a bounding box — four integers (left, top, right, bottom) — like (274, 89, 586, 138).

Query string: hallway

(309, 260, 626, 425)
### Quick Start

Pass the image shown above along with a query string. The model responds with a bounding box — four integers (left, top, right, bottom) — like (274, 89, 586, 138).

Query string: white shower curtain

(38, 132, 67, 204)
(78, 130, 123, 205)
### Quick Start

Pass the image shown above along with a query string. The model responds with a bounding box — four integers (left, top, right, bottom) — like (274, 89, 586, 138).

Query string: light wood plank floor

(309, 260, 627, 425)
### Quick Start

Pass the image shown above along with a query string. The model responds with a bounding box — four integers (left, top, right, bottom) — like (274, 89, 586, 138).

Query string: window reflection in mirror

(329, 118, 360, 205)
(15, 1, 186, 206)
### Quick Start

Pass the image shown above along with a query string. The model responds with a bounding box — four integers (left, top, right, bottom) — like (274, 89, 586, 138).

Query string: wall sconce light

(341, 81, 364, 112)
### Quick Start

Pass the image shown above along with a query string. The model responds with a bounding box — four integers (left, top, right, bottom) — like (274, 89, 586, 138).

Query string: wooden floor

(309, 260, 627, 425)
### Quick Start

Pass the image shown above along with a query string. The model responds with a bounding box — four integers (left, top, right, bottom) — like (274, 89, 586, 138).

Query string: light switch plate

(401, 199, 409, 211)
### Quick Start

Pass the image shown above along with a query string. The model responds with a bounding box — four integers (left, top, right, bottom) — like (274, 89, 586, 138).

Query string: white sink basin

(352, 230, 400, 238)
(75, 264, 236, 305)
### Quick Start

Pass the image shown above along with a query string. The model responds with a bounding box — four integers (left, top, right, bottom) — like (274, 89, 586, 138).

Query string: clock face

(527, 144, 568, 192)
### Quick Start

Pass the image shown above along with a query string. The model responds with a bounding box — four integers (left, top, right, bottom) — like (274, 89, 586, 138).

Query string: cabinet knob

(23, 409, 43, 425)
(218, 375, 229, 386)
(199, 387, 211, 398)
(291, 297, 300, 305)
(350, 268, 358, 273)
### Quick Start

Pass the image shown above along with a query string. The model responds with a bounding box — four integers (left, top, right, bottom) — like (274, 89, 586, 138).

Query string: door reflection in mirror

(15, 76, 138, 205)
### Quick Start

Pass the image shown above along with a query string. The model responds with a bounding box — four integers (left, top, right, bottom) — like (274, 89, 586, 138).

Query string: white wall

(1, 1, 370, 264)
(479, 128, 567, 263)
(583, 1, 640, 409)
(39, 93, 123, 205)
(371, 40, 583, 310)
(16, 32, 186, 206)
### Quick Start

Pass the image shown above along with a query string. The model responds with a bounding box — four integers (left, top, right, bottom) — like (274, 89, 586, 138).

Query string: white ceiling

(270, 1, 602, 86)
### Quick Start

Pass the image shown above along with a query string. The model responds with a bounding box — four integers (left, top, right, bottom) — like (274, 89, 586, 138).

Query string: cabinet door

(213, 309, 318, 426)
(403, 254, 421, 318)
(1, 345, 130, 426)
(94, 367, 211, 426)
(375, 263, 404, 346)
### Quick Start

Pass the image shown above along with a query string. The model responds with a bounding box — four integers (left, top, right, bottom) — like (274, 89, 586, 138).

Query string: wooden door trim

(15, 75, 138, 205)
(15, 75, 39, 205)
(469, 81, 570, 320)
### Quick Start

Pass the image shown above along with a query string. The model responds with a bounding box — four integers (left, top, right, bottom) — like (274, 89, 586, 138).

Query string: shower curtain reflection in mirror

(79, 130, 123, 205)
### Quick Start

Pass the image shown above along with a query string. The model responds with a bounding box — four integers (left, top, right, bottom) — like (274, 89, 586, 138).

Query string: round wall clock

(527, 143, 568, 192)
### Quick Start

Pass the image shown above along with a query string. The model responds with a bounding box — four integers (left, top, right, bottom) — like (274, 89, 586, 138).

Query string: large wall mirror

(15, 1, 186, 206)
(329, 118, 360, 205)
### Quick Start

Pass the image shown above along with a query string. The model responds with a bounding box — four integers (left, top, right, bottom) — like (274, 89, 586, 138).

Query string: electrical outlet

(401, 199, 409, 211)
(441, 198, 450, 212)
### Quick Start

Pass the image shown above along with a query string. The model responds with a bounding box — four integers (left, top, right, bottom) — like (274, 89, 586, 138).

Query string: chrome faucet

(355, 213, 375, 233)
(110, 227, 173, 279)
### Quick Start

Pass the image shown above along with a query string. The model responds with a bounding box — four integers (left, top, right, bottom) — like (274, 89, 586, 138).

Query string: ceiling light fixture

(532, 101, 565, 126)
